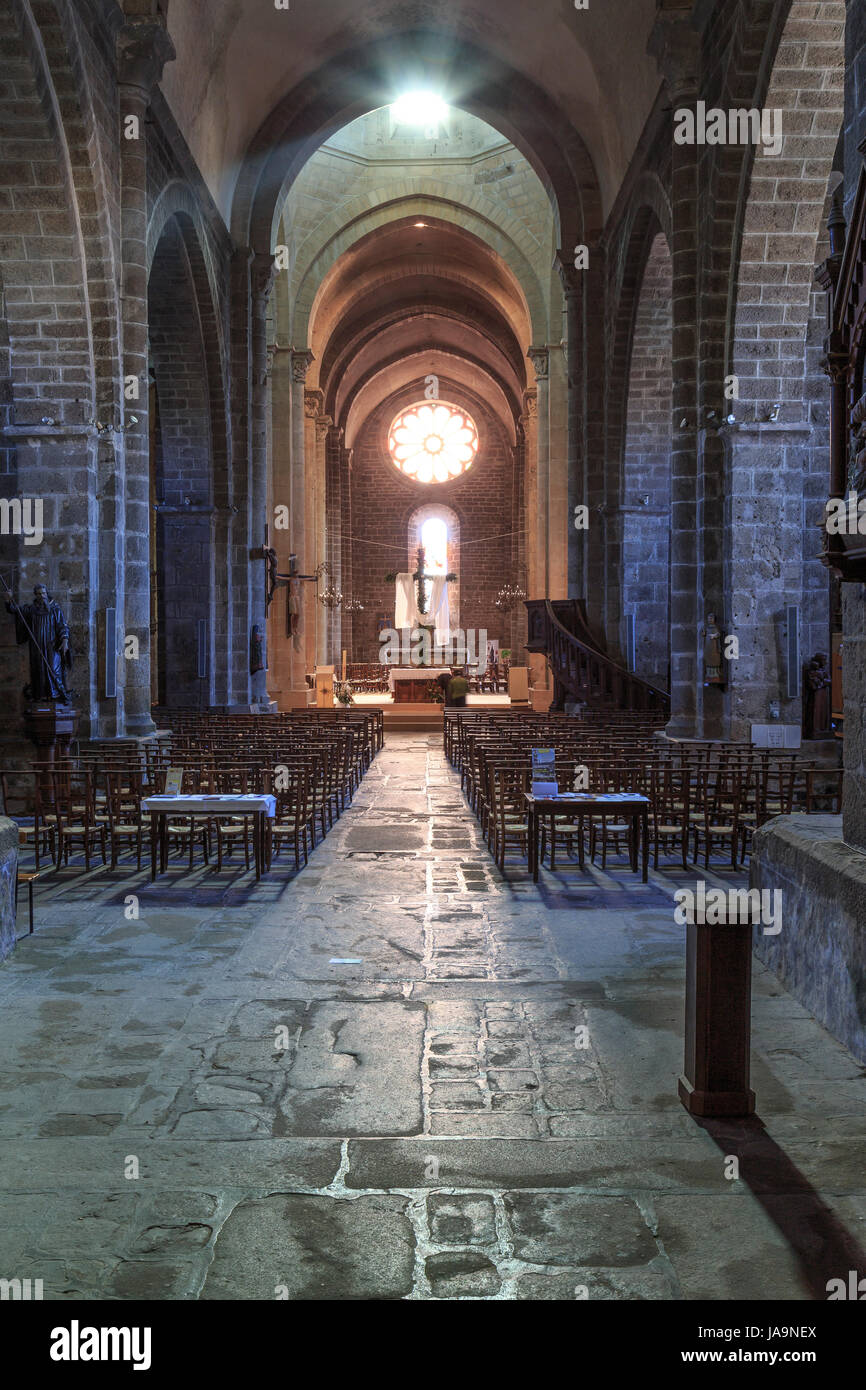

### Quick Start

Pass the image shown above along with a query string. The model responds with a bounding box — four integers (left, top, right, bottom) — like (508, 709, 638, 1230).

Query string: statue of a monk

(804, 652, 832, 738)
(5, 584, 73, 702)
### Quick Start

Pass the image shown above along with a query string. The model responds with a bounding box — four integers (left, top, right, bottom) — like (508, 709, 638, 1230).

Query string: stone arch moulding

(148, 212, 229, 707)
(620, 231, 673, 694)
(229, 29, 603, 263)
(342, 352, 518, 455)
(291, 191, 548, 346)
(604, 205, 671, 654)
(148, 183, 227, 378)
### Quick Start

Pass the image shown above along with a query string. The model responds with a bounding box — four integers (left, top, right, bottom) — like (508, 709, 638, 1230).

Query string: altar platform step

(383, 703, 444, 732)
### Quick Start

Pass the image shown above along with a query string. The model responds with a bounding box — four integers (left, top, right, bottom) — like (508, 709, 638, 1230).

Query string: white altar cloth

(388, 668, 452, 692)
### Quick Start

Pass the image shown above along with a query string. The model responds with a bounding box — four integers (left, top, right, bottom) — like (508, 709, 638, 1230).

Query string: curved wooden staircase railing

(524, 599, 671, 716)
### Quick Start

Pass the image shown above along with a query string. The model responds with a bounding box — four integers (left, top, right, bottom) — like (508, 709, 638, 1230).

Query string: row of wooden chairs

(445, 710, 842, 874)
(3, 708, 381, 875)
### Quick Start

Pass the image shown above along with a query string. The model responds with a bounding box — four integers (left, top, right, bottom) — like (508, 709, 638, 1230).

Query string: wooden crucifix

(250, 534, 321, 637)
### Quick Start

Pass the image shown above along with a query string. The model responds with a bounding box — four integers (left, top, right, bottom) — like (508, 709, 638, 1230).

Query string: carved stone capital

(647, 3, 700, 103)
(291, 349, 315, 385)
(554, 251, 584, 300)
(117, 18, 175, 99)
(304, 388, 325, 419)
(315, 415, 334, 443)
(522, 388, 538, 421)
(251, 252, 277, 306)
(527, 347, 549, 382)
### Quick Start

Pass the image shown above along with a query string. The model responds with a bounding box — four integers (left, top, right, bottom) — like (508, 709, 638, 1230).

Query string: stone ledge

(752, 814, 866, 1061)
(0, 816, 18, 964)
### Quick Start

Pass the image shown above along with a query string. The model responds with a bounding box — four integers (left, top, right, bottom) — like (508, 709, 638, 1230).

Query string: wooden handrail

(524, 599, 670, 715)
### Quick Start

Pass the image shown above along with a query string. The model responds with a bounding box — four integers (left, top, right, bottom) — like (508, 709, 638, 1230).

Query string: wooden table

(142, 794, 277, 881)
(389, 668, 452, 703)
(524, 792, 650, 883)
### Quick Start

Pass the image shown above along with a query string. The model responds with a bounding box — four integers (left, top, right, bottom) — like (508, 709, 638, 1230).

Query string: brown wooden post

(679, 914, 756, 1117)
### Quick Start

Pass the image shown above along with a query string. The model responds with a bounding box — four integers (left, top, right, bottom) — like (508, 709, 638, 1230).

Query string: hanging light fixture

(318, 585, 343, 611)
(495, 583, 527, 614)
(343, 596, 365, 614)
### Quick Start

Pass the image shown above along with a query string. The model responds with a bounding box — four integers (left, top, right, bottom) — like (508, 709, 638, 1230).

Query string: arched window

(388, 401, 478, 483)
(421, 515, 448, 575)
(409, 504, 460, 631)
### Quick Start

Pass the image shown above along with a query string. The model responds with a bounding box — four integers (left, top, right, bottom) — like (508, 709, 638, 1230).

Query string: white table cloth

(388, 668, 452, 692)
(142, 794, 277, 818)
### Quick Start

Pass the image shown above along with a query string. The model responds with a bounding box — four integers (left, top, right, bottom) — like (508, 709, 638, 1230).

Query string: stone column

(289, 350, 314, 706)
(340, 444, 355, 662)
(250, 253, 276, 704)
(314, 410, 333, 666)
(557, 261, 583, 598)
(326, 425, 344, 669)
(267, 345, 294, 708)
(116, 14, 175, 736)
(528, 348, 550, 599)
(649, 6, 702, 737)
(522, 385, 546, 693)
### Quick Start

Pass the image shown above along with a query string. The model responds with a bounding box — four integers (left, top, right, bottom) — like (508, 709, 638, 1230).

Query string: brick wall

(348, 390, 519, 664)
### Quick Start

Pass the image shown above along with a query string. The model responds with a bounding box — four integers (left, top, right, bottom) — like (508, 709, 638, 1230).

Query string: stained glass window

(388, 402, 478, 484)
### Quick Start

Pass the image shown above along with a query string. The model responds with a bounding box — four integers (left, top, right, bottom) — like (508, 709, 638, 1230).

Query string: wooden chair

(650, 766, 690, 870)
(693, 769, 743, 869)
(1, 772, 57, 870)
(51, 770, 106, 870)
(105, 771, 145, 870)
(488, 765, 530, 870)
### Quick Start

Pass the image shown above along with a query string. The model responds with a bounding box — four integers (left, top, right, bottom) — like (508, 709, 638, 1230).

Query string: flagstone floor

(0, 732, 864, 1300)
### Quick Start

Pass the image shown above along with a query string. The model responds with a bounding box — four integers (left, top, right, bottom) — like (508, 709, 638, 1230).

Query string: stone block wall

(0, 816, 17, 963)
(841, 0, 866, 853)
(753, 814, 866, 1061)
(621, 231, 672, 691)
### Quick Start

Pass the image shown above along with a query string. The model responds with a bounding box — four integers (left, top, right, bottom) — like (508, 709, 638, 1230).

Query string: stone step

(383, 703, 445, 732)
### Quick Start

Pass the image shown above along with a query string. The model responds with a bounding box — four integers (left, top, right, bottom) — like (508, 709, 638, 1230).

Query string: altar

(389, 668, 452, 703)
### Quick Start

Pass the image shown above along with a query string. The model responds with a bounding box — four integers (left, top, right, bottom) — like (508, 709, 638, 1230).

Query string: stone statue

(703, 613, 724, 686)
(250, 624, 264, 675)
(804, 652, 832, 738)
(5, 584, 72, 702)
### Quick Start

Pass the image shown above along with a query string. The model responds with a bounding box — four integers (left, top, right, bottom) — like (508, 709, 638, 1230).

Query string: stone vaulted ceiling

(158, 0, 663, 226)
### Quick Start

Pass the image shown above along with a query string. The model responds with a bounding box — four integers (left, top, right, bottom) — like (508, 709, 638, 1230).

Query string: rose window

(388, 402, 478, 484)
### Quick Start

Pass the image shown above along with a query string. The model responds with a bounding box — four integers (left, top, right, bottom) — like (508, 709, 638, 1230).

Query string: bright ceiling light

(391, 91, 448, 128)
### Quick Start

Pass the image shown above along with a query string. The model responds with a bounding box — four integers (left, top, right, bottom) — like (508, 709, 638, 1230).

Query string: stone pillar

(522, 385, 546, 693)
(340, 444, 355, 663)
(649, 5, 702, 738)
(117, 15, 175, 735)
(289, 350, 314, 706)
(0, 816, 18, 963)
(250, 253, 276, 704)
(724, 421, 812, 740)
(267, 345, 294, 709)
(326, 425, 344, 668)
(314, 410, 333, 666)
(557, 262, 583, 598)
(528, 348, 550, 597)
